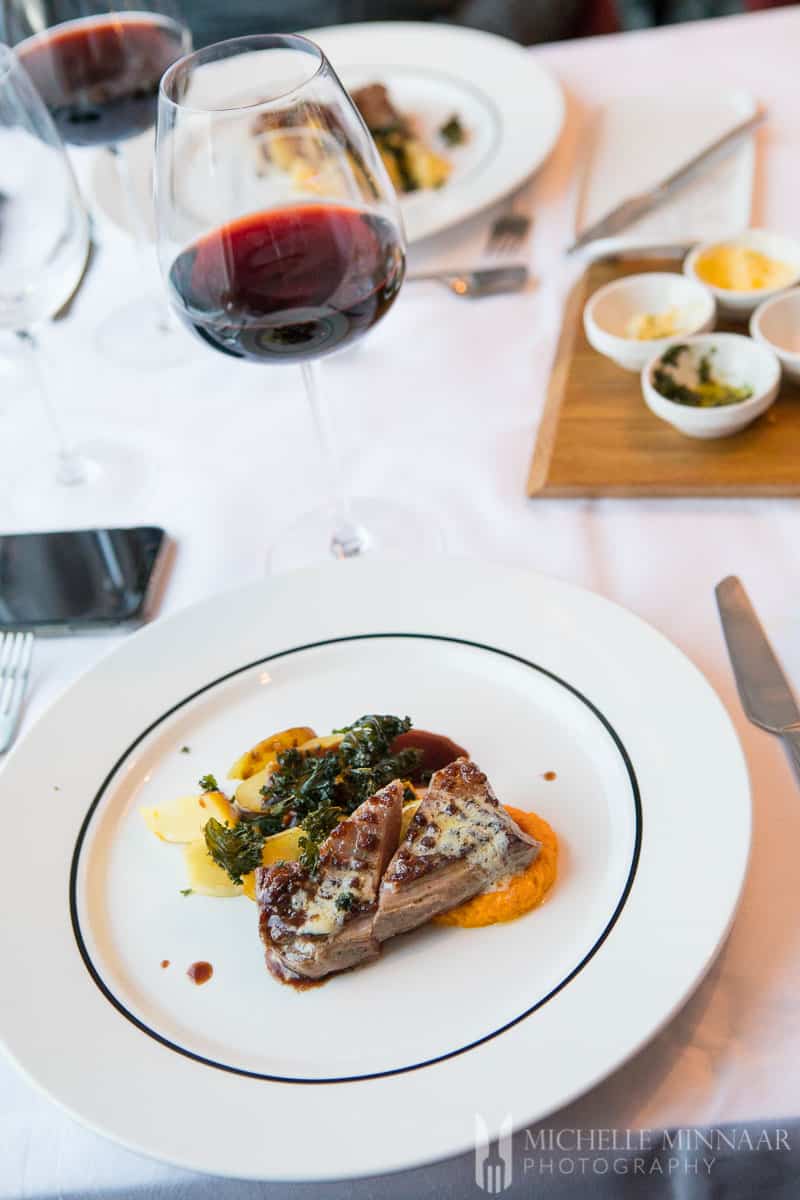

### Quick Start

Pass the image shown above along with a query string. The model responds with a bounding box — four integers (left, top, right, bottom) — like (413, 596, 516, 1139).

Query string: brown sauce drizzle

(390, 730, 469, 780)
(160, 959, 170, 969)
(543, 771, 557, 781)
(187, 961, 213, 985)
(285, 975, 325, 992)
(266, 957, 326, 991)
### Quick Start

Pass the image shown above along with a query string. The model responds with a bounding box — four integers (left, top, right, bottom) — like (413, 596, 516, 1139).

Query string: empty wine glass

(155, 33, 441, 569)
(0, 44, 93, 498)
(3, 0, 193, 369)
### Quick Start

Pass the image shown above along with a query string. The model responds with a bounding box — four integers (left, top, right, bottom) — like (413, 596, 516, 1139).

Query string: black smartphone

(0, 526, 171, 634)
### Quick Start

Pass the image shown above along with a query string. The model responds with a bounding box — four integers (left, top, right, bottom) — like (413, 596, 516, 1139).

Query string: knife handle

(781, 726, 800, 782)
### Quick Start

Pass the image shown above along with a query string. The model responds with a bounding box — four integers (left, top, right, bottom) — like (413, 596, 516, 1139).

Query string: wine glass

(0, 43, 96, 503)
(2, 0, 193, 369)
(155, 34, 441, 569)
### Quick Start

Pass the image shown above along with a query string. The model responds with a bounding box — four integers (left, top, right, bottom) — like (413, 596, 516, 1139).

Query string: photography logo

(474, 1114, 514, 1194)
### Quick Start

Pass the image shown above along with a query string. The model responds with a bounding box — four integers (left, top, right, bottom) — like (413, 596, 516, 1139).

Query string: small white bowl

(641, 333, 780, 439)
(750, 288, 800, 384)
(684, 229, 800, 319)
(583, 272, 715, 372)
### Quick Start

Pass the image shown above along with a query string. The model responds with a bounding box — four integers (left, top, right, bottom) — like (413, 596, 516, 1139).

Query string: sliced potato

(241, 824, 305, 900)
(297, 733, 344, 756)
(234, 732, 344, 812)
(262, 824, 304, 865)
(403, 138, 452, 189)
(141, 790, 236, 844)
(227, 726, 316, 781)
(183, 838, 243, 897)
(234, 760, 280, 813)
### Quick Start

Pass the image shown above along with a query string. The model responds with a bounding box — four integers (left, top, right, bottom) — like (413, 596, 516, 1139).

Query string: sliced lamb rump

(256, 781, 403, 982)
(350, 83, 408, 135)
(373, 758, 540, 941)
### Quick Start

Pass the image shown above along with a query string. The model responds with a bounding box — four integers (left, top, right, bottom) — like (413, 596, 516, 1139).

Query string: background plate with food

(91, 22, 564, 244)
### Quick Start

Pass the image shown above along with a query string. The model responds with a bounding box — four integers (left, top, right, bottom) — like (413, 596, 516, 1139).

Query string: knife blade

(567, 107, 767, 255)
(715, 575, 800, 733)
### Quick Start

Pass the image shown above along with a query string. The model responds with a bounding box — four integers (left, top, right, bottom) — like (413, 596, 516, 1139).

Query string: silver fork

(485, 210, 532, 256)
(0, 632, 34, 753)
(406, 263, 528, 297)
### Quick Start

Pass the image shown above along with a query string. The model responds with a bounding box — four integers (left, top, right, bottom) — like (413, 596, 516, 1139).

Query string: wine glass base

(8, 440, 151, 527)
(94, 293, 194, 370)
(267, 497, 445, 573)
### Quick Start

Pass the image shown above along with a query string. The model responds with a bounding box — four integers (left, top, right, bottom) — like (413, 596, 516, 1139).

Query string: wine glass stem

(108, 140, 173, 335)
(16, 329, 87, 486)
(301, 361, 367, 559)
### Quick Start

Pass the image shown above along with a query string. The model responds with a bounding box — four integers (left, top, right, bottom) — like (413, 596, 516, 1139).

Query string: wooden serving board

(527, 257, 800, 497)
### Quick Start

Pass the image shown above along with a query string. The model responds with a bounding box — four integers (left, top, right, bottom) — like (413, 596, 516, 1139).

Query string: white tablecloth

(4, 8, 800, 1196)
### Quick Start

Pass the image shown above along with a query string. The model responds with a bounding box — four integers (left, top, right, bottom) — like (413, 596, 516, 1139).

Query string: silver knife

(567, 107, 767, 255)
(715, 575, 800, 777)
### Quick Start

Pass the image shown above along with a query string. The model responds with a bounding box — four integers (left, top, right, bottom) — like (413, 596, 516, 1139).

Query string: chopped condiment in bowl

(624, 306, 683, 341)
(583, 272, 715, 372)
(641, 332, 781, 440)
(651, 343, 753, 408)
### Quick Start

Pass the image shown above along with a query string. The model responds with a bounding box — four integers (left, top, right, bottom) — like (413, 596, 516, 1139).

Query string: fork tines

(0, 631, 34, 753)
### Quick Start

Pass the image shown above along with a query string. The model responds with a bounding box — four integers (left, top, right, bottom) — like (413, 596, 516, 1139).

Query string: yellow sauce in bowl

(433, 806, 558, 928)
(695, 245, 795, 292)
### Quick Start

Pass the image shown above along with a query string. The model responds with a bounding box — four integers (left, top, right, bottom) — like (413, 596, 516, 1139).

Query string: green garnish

(203, 819, 267, 887)
(335, 892, 355, 912)
(298, 804, 346, 873)
(334, 714, 412, 765)
(204, 714, 423, 884)
(180, 888, 193, 896)
(198, 773, 219, 792)
(180, 745, 191, 754)
(439, 114, 466, 146)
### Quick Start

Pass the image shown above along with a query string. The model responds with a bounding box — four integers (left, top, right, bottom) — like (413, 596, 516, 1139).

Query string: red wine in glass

(168, 203, 405, 364)
(17, 13, 186, 147)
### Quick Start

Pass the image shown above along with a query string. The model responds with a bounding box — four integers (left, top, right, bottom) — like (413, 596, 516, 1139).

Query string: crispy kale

(335, 714, 412, 766)
(204, 818, 268, 886)
(342, 747, 423, 809)
(206, 715, 423, 883)
(298, 804, 346, 873)
(261, 715, 420, 823)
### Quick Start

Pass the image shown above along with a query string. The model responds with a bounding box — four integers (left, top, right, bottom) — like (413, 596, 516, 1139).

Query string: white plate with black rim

(0, 559, 749, 1181)
(91, 22, 564, 245)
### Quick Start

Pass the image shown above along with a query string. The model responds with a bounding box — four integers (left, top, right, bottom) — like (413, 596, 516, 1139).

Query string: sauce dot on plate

(160, 959, 170, 969)
(187, 961, 213, 985)
(543, 771, 557, 781)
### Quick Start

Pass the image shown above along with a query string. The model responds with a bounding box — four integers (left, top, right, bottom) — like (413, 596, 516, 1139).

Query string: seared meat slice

(351, 83, 408, 135)
(374, 758, 539, 941)
(256, 781, 403, 983)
